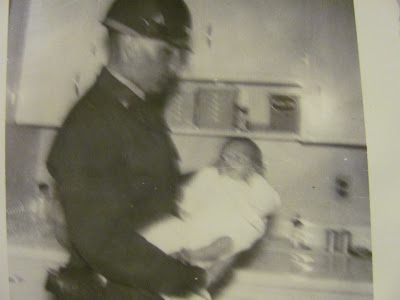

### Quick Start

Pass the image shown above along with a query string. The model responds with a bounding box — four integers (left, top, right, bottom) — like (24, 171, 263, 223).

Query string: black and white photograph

(4, 0, 396, 299)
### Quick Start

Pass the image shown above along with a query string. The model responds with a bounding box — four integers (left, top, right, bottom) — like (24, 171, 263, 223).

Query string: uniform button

(120, 98, 130, 109)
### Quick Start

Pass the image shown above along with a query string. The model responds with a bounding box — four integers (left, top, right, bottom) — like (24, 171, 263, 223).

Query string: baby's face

(220, 144, 255, 181)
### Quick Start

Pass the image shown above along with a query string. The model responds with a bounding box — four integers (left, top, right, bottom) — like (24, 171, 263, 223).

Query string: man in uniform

(45, 0, 207, 299)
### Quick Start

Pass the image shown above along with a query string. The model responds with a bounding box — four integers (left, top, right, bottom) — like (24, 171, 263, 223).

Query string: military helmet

(104, 0, 192, 50)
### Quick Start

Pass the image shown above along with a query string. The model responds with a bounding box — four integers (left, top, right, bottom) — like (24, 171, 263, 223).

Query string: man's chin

(161, 75, 180, 96)
(147, 77, 180, 110)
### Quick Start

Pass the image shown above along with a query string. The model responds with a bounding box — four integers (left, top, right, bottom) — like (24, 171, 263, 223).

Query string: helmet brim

(104, 18, 192, 51)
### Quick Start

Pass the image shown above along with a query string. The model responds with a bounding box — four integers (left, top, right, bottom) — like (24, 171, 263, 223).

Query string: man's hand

(170, 248, 193, 264)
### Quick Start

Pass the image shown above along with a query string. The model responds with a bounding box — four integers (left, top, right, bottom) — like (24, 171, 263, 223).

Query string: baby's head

(216, 138, 265, 181)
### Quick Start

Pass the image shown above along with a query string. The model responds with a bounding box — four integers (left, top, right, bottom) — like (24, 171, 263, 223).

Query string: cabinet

(165, 80, 302, 141)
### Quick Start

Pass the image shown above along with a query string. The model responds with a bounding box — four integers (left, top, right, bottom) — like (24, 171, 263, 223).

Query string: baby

(139, 138, 281, 299)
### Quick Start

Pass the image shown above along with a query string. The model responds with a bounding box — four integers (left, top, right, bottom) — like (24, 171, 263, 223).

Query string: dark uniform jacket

(47, 69, 205, 298)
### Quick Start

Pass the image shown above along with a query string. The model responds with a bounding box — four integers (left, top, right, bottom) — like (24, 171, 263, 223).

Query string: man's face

(123, 35, 189, 97)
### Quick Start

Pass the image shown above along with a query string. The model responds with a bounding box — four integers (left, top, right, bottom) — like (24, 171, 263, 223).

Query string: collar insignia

(152, 13, 165, 26)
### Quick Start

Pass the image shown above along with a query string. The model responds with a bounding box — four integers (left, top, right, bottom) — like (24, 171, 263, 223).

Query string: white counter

(213, 237, 373, 300)
(7, 236, 373, 300)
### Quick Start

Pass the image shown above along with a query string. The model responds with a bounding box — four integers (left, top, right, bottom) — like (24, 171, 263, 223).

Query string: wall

(6, 124, 42, 210)
(6, 0, 31, 123)
(12, 0, 112, 126)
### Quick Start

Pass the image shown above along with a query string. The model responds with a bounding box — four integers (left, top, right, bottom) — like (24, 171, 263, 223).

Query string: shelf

(170, 127, 300, 141)
(179, 76, 303, 88)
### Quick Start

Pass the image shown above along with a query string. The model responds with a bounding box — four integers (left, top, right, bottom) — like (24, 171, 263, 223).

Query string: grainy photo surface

(5, 0, 373, 299)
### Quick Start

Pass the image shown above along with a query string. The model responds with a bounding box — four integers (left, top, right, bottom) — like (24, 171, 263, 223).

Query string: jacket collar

(96, 68, 170, 132)
(106, 67, 146, 101)
(97, 68, 145, 110)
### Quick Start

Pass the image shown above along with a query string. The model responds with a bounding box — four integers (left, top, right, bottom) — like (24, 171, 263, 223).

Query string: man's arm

(172, 237, 235, 288)
(176, 236, 234, 262)
(86, 227, 207, 296)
